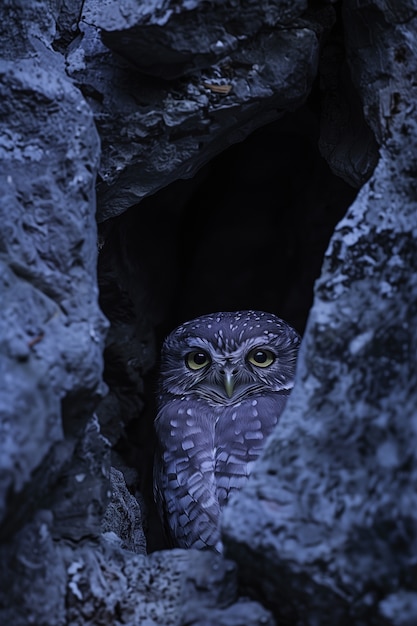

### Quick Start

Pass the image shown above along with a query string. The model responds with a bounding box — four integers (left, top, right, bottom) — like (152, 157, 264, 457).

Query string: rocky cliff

(1, 1, 416, 625)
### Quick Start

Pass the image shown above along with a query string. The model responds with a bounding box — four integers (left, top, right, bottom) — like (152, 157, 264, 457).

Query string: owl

(153, 310, 300, 553)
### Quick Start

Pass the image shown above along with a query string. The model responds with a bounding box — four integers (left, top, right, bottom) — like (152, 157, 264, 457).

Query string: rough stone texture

(66, 1, 334, 220)
(2, 0, 416, 625)
(83, 0, 309, 79)
(101, 466, 147, 554)
(318, 40, 379, 188)
(0, 8, 108, 546)
(0, 515, 273, 626)
(222, 2, 417, 624)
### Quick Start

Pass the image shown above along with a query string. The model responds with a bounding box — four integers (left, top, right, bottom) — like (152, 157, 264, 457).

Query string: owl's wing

(214, 391, 289, 508)
(153, 401, 223, 552)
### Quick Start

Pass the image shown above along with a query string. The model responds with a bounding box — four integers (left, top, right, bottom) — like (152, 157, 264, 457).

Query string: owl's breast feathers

(213, 391, 288, 506)
(153, 390, 289, 552)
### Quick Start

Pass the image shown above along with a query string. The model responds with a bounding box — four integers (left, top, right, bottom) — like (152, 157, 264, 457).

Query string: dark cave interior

(97, 101, 359, 552)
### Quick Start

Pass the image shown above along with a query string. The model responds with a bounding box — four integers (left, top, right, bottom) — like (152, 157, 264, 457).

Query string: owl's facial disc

(197, 366, 245, 402)
(218, 350, 276, 399)
(185, 354, 236, 398)
(184, 344, 276, 402)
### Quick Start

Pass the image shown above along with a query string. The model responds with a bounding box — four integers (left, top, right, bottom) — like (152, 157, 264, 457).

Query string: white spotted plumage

(153, 310, 300, 553)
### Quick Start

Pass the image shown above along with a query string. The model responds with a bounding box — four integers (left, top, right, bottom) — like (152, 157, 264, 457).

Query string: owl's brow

(223, 336, 280, 357)
(181, 335, 280, 358)
(182, 336, 213, 351)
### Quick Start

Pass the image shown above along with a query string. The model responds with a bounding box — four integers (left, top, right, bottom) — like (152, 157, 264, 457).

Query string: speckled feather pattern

(153, 310, 300, 552)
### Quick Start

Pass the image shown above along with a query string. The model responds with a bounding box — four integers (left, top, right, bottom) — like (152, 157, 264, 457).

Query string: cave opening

(96, 102, 359, 553)
(4, 0, 417, 621)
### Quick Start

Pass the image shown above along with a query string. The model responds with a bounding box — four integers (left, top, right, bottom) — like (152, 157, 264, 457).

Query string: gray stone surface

(101, 466, 147, 554)
(0, 514, 273, 626)
(67, 2, 333, 220)
(83, 0, 308, 79)
(318, 48, 379, 188)
(222, 2, 417, 624)
(1, 0, 416, 625)
(0, 22, 108, 540)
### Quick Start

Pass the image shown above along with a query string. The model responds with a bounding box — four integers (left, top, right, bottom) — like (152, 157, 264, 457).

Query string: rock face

(101, 466, 147, 555)
(1, 0, 416, 625)
(72, 0, 333, 219)
(0, 9, 108, 543)
(84, 0, 309, 79)
(222, 2, 417, 624)
(2, 520, 273, 626)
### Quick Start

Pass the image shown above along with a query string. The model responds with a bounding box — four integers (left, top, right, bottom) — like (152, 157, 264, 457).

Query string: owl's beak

(223, 369, 235, 398)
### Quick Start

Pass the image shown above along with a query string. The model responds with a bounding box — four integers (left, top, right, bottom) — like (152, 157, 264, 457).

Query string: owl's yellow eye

(186, 350, 211, 370)
(247, 348, 275, 368)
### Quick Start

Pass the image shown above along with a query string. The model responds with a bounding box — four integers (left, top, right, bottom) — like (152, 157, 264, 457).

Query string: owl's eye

(186, 350, 211, 370)
(247, 348, 275, 368)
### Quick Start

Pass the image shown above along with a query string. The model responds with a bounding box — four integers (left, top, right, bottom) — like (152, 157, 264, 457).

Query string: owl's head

(158, 311, 301, 405)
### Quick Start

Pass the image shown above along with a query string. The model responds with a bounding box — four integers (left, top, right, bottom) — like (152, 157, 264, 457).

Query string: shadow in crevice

(96, 104, 359, 553)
